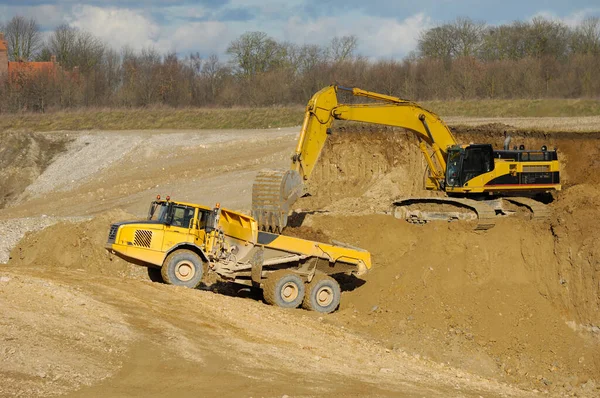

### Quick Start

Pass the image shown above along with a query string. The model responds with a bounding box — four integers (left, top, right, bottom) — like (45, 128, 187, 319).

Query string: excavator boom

(290, 85, 457, 183)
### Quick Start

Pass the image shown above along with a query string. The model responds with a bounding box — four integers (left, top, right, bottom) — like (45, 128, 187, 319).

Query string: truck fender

(163, 243, 210, 265)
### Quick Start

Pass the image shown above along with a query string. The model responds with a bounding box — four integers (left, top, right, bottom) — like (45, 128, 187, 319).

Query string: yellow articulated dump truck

(106, 196, 371, 313)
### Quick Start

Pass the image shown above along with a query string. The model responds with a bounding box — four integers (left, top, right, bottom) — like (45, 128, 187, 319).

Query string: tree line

(0, 15, 599, 113)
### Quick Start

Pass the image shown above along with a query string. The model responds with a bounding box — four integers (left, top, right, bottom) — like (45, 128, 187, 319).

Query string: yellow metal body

(446, 158, 561, 194)
(257, 233, 371, 273)
(107, 199, 371, 277)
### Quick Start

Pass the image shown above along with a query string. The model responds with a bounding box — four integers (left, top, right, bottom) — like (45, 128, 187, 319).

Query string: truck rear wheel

(263, 270, 305, 309)
(161, 249, 204, 289)
(302, 274, 341, 313)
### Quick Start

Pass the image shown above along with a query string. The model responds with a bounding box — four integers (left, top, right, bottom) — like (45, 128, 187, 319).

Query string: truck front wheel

(161, 250, 204, 289)
(302, 275, 341, 313)
(263, 270, 305, 309)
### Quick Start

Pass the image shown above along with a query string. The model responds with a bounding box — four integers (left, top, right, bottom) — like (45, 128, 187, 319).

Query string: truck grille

(523, 165, 550, 173)
(133, 230, 153, 248)
(107, 224, 119, 243)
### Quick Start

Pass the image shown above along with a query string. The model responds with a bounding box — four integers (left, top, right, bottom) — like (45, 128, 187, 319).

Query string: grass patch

(1, 99, 600, 132)
(423, 98, 600, 118)
(0, 107, 305, 132)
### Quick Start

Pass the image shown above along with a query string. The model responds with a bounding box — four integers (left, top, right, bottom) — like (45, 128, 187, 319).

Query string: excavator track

(503, 197, 551, 221)
(392, 197, 497, 231)
(251, 169, 303, 233)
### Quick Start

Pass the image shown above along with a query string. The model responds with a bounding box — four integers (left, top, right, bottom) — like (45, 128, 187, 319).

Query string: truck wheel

(161, 250, 204, 289)
(147, 266, 163, 283)
(302, 275, 341, 313)
(263, 270, 305, 309)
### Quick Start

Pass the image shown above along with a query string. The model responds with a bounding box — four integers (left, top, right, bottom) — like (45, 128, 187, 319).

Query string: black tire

(263, 270, 305, 309)
(147, 266, 164, 283)
(161, 249, 204, 289)
(302, 274, 341, 313)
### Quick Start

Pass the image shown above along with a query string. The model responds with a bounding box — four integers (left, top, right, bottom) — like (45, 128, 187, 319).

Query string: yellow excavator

(252, 85, 561, 231)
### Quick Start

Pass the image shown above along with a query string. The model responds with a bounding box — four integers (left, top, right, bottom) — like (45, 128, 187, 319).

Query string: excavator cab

(445, 145, 494, 188)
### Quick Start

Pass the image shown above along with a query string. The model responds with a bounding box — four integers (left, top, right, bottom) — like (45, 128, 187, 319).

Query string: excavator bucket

(251, 169, 303, 233)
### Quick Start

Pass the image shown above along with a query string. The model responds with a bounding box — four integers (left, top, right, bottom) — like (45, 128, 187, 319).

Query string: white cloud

(166, 21, 230, 54)
(67, 5, 160, 50)
(0, 4, 65, 28)
(283, 13, 432, 58)
(531, 8, 600, 27)
(357, 13, 433, 58)
(161, 5, 210, 21)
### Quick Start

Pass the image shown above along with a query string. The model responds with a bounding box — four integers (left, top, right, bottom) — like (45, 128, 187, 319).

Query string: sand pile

(300, 127, 439, 215)
(0, 273, 133, 397)
(292, 210, 599, 395)
(8, 210, 146, 280)
(548, 183, 600, 325)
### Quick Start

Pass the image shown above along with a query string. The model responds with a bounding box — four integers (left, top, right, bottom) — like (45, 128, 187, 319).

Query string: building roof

(8, 61, 58, 73)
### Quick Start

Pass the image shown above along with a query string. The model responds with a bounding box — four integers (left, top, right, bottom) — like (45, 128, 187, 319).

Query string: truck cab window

(171, 206, 195, 228)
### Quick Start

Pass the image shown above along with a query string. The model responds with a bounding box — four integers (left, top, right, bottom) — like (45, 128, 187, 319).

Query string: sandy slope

(1, 121, 600, 397)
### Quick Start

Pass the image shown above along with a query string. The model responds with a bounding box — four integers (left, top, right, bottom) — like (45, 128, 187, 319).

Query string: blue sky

(1, 0, 599, 58)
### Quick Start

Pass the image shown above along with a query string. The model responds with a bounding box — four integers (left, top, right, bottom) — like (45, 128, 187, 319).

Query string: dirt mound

(8, 210, 146, 280)
(0, 274, 133, 397)
(547, 183, 600, 325)
(0, 131, 71, 209)
(299, 127, 437, 214)
(301, 214, 600, 396)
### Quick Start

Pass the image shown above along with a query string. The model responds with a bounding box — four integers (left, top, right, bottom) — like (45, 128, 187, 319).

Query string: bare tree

(418, 25, 456, 59)
(452, 17, 486, 57)
(527, 17, 570, 59)
(202, 54, 229, 99)
(327, 35, 358, 63)
(418, 18, 485, 59)
(47, 25, 105, 73)
(47, 24, 77, 64)
(4, 15, 43, 61)
(226, 31, 287, 77)
(571, 17, 600, 55)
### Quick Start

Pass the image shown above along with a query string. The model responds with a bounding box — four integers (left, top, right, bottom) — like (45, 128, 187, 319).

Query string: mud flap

(250, 247, 265, 287)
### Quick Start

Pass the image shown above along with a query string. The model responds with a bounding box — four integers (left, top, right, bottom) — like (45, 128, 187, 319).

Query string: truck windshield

(148, 202, 169, 222)
(148, 201, 196, 228)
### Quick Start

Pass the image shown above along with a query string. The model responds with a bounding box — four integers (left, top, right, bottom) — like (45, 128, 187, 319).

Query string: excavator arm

(252, 84, 459, 232)
(291, 85, 458, 183)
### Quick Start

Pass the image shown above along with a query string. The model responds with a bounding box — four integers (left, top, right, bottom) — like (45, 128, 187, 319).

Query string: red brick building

(0, 32, 61, 81)
(0, 33, 8, 77)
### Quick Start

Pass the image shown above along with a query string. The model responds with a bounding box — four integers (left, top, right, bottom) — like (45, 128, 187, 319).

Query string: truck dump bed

(257, 231, 371, 276)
